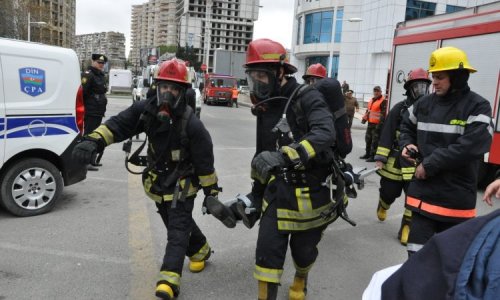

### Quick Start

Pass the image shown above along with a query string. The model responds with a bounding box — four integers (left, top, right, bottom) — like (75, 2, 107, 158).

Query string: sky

(75, 0, 294, 57)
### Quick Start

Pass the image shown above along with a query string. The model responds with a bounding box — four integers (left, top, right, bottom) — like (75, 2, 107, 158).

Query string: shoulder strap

(177, 106, 194, 161)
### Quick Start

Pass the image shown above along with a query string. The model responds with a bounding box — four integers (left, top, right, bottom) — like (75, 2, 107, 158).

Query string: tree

(0, 0, 50, 43)
(176, 44, 202, 72)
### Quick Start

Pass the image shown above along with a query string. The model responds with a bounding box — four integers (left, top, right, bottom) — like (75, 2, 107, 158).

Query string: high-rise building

(291, 0, 497, 101)
(130, 0, 260, 73)
(0, 0, 75, 48)
(74, 32, 126, 70)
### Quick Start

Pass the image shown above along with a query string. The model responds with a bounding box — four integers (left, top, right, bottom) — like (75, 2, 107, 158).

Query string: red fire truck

(203, 73, 237, 106)
(388, 2, 500, 183)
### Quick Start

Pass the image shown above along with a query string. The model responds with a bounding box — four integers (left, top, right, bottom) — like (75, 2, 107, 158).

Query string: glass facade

(446, 5, 465, 13)
(306, 55, 340, 79)
(334, 8, 343, 43)
(405, 0, 436, 21)
(304, 11, 333, 44)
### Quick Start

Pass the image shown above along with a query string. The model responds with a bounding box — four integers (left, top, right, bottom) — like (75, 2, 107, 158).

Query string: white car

(194, 88, 202, 118)
(132, 76, 148, 102)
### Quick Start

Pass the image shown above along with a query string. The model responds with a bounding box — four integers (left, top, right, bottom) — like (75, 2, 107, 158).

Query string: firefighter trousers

(364, 123, 380, 157)
(379, 177, 409, 208)
(155, 196, 208, 286)
(407, 212, 462, 255)
(254, 200, 327, 283)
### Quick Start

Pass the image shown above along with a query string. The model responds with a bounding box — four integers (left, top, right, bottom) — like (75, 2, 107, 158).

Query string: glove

(202, 183, 220, 214)
(72, 139, 98, 164)
(251, 151, 287, 183)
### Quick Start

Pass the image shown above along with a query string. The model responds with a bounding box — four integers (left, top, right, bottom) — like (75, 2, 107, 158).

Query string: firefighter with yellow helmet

(374, 68, 431, 245)
(400, 47, 493, 256)
(72, 59, 219, 299)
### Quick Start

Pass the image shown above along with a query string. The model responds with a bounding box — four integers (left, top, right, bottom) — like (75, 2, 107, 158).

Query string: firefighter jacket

(314, 78, 353, 158)
(399, 86, 493, 222)
(90, 96, 217, 203)
(81, 66, 108, 117)
(363, 95, 386, 125)
(253, 77, 338, 232)
(382, 209, 500, 300)
(375, 100, 416, 181)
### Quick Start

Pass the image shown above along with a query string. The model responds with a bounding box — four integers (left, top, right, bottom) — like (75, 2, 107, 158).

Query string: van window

(213, 78, 235, 88)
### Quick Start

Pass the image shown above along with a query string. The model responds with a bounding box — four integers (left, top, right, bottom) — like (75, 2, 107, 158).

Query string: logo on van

(19, 67, 46, 97)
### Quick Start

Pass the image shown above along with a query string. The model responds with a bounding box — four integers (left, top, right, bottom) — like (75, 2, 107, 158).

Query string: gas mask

(408, 80, 430, 101)
(246, 68, 278, 103)
(156, 81, 186, 121)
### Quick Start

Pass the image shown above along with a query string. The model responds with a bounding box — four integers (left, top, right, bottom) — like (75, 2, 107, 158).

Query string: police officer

(82, 54, 108, 134)
(374, 68, 431, 245)
(400, 47, 493, 256)
(360, 86, 387, 162)
(73, 59, 219, 300)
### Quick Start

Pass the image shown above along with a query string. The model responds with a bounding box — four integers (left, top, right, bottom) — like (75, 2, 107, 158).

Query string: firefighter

(72, 59, 219, 300)
(400, 47, 494, 256)
(374, 68, 431, 245)
(360, 86, 387, 162)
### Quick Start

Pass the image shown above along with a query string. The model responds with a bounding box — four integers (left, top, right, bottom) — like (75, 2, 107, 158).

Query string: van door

(0, 54, 5, 166)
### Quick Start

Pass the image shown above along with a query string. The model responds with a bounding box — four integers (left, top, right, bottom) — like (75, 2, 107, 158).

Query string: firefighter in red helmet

(206, 38, 339, 300)
(73, 59, 219, 299)
(374, 68, 431, 245)
(302, 63, 327, 84)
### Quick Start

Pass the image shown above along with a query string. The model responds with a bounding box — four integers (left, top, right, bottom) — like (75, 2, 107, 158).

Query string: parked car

(203, 74, 237, 106)
(238, 85, 250, 95)
(132, 75, 148, 102)
(0, 38, 87, 216)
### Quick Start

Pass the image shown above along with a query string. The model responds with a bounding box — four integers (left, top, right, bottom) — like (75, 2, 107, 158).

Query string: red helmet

(302, 63, 327, 80)
(404, 68, 431, 89)
(155, 59, 189, 85)
(244, 39, 297, 74)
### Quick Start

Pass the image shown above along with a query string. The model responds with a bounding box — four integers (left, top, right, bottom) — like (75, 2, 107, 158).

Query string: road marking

(128, 168, 157, 299)
(0, 242, 128, 264)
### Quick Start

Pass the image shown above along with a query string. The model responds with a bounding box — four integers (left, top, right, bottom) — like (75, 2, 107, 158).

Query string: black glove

(72, 139, 98, 164)
(202, 183, 220, 214)
(251, 151, 287, 183)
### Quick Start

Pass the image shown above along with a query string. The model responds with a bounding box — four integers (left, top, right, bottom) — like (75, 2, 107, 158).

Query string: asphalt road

(0, 96, 498, 300)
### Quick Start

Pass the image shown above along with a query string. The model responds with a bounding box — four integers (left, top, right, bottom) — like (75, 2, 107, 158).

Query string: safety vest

(232, 88, 238, 99)
(367, 96, 385, 124)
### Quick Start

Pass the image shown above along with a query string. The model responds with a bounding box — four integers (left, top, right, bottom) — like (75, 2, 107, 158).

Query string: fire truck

(388, 1, 500, 184)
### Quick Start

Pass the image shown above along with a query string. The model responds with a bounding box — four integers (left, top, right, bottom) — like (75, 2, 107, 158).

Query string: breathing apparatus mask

(156, 81, 186, 121)
(246, 67, 280, 104)
(407, 80, 430, 101)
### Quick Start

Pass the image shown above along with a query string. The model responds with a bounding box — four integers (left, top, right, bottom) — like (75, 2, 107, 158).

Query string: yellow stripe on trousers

(128, 165, 157, 299)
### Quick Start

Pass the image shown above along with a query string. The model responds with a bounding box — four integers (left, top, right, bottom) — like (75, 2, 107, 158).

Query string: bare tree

(0, 0, 50, 42)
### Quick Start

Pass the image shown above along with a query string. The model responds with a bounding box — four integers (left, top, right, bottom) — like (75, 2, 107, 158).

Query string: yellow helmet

(428, 47, 476, 73)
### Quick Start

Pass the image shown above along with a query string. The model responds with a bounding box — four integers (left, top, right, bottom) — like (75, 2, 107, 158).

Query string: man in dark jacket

(82, 54, 108, 134)
(72, 59, 219, 300)
(400, 47, 494, 256)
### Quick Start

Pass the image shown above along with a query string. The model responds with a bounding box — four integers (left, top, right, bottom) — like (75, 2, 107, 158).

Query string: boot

(359, 153, 370, 159)
(205, 196, 237, 228)
(289, 273, 308, 300)
(376, 200, 389, 221)
(235, 193, 261, 229)
(258, 281, 278, 300)
(189, 246, 211, 273)
(398, 209, 412, 246)
(155, 282, 177, 300)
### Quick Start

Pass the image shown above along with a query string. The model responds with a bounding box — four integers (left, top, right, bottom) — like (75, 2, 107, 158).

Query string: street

(0, 95, 498, 300)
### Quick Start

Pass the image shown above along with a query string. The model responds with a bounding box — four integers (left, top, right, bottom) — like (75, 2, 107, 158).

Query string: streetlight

(348, 17, 363, 22)
(28, 12, 47, 42)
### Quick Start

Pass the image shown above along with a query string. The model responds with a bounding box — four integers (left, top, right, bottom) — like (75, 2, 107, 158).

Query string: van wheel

(0, 158, 63, 217)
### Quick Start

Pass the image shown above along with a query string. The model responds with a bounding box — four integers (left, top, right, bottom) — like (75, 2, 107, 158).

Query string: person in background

(342, 80, 350, 95)
(344, 90, 359, 129)
(360, 86, 387, 162)
(400, 46, 493, 256)
(232, 86, 239, 108)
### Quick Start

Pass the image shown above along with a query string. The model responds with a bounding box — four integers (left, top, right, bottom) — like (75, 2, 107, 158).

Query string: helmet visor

(408, 81, 430, 99)
(245, 69, 276, 100)
(156, 81, 185, 109)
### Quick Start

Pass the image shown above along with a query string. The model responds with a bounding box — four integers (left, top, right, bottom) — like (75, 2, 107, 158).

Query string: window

(405, 0, 436, 21)
(334, 7, 343, 43)
(305, 55, 339, 78)
(446, 5, 465, 13)
(304, 11, 333, 44)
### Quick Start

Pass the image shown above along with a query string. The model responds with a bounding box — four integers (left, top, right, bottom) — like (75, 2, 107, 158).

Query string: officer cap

(92, 54, 108, 63)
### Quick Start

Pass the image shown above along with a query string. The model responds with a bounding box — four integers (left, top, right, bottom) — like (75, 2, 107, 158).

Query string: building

(130, 0, 260, 73)
(0, 0, 75, 48)
(291, 0, 497, 102)
(74, 32, 126, 70)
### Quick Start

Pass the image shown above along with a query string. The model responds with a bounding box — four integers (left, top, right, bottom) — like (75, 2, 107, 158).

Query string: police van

(0, 38, 87, 217)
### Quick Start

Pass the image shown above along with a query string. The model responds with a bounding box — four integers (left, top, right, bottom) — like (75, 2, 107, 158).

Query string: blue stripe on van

(0, 116, 78, 139)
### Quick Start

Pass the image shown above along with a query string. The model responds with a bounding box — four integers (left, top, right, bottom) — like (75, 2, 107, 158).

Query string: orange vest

(366, 96, 385, 124)
(232, 88, 239, 99)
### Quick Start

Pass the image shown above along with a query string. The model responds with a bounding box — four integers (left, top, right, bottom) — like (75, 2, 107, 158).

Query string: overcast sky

(75, 0, 294, 56)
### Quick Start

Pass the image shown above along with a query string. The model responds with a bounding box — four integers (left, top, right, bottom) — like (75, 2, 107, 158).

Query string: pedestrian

(360, 85, 387, 162)
(341, 80, 350, 95)
(81, 54, 108, 170)
(373, 68, 431, 245)
(72, 59, 220, 300)
(400, 46, 493, 256)
(344, 90, 359, 129)
(209, 38, 339, 299)
(231, 86, 239, 107)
